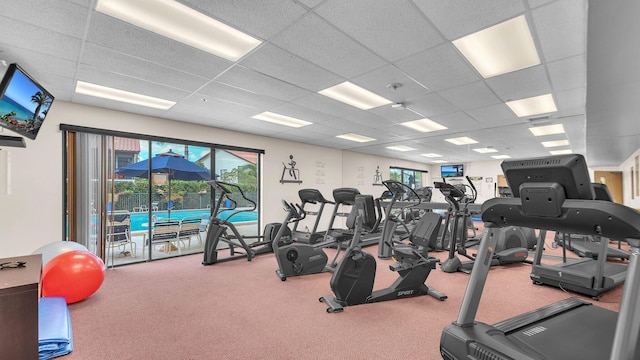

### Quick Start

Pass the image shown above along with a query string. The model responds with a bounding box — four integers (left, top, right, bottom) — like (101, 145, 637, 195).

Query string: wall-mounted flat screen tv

(0, 63, 54, 140)
(441, 164, 464, 178)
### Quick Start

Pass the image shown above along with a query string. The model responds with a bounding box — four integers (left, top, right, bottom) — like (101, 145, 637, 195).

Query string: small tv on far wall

(0, 63, 55, 140)
(441, 164, 464, 178)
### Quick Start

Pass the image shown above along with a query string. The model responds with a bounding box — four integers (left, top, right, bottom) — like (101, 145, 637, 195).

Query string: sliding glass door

(64, 125, 263, 267)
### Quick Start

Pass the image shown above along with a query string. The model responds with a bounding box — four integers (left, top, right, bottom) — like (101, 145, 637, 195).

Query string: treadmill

(555, 183, 630, 261)
(530, 181, 627, 299)
(325, 187, 383, 248)
(290, 189, 334, 244)
(440, 154, 640, 360)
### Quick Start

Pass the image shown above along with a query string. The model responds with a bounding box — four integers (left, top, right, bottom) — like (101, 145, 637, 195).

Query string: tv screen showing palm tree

(441, 164, 464, 178)
(0, 63, 55, 140)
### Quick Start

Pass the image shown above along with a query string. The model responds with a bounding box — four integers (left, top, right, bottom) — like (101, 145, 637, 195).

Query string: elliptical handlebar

(434, 182, 463, 211)
(280, 199, 306, 222)
(207, 180, 257, 222)
(464, 176, 478, 203)
(382, 180, 422, 208)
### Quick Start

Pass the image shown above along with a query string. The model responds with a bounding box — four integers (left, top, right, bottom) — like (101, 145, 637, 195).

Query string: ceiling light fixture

(318, 81, 392, 110)
(336, 133, 376, 143)
(401, 118, 447, 132)
(432, 160, 448, 164)
(541, 139, 570, 148)
(95, 0, 262, 61)
(550, 149, 573, 155)
(445, 136, 478, 145)
(75, 81, 176, 110)
(491, 154, 511, 159)
(453, 15, 540, 78)
(386, 145, 417, 152)
(529, 124, 565, 136)
(421, 153, 443, 158)
(251, 111, 312, 128)
(473, 147, 499, 153)
(506, 94, 558, 117)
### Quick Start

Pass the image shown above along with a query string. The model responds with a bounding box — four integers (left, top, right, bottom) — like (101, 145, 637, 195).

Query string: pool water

(129, 209, 258, 232)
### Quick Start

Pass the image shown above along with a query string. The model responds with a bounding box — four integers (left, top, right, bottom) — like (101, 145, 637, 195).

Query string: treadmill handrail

(481, 197, 640, 244)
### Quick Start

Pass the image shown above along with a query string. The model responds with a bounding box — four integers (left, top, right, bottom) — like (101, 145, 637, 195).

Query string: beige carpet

(62, 232, 624, 360)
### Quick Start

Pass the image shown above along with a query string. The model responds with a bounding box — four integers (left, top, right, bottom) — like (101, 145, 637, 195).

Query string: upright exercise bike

(273, 200, 363, 281)
(319, 194, 446, 313)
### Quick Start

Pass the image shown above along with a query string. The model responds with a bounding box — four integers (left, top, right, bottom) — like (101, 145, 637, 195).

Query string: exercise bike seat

(393, 212, 442, 257)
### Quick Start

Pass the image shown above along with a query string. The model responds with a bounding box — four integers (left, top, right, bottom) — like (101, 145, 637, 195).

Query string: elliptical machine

(378, 179, 423, 259)
(202, 180, 288, 265)
(319, 194, 446, 313)
(274, 200, 356, 281)
(437, 182, 534, 273)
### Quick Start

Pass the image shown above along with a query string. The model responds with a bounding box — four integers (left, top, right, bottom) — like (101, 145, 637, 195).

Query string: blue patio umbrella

(115, 149, 211, 216)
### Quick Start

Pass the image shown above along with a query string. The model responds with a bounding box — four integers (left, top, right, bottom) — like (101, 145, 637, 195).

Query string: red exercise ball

(42, 250, 106, 304)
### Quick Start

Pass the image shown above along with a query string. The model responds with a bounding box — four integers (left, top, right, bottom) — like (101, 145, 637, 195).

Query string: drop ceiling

(0, 0, 634, 166)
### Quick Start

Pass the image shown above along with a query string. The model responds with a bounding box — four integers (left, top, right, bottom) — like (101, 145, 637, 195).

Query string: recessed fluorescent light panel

(445, 137, 478, 145)
(432, 160, 448, 164)
(529, 124, 565, 136)
(75, 81, 176, 110)
(336, 133, 376, 142)
(550, 149, 573, 155)
(473, 147, 498, 153)
(386, 145, 417, 152)
(453, 15, 540, 78)
(541, 140, 570, 148)
(95, 0, 261, 61)
(421, 153, 443, 158)
(251, 111, 312, 128)
(318, 82, 392, 110)
(401, 118, 447, 132)
(506, 94, 558, 117)
(491, 154, 511, 159)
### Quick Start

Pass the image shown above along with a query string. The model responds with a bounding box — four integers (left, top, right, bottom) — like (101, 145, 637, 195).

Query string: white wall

(426, 160, 503, 204)
(0, 101, 431, 257)
(4, 100, 637, 258)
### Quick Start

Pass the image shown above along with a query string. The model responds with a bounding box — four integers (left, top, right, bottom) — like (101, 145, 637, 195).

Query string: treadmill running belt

(507, 305, 617, 359)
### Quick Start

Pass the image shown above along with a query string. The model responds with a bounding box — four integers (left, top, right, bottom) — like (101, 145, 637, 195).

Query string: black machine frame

(202, 180, 279, 265)
(440, 154, 640, 360)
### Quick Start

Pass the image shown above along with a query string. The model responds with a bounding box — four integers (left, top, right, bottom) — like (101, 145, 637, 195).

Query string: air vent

(522, 326, 548, 336)
(470, 343, 509, 360)
(503, 158, 562, 169)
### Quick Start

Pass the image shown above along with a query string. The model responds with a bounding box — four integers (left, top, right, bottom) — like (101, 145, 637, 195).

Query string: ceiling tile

(270, 13, 386, 78)
(315, 0, 445, 62)
(215, 65, 311, 102)
(547, 55, 586, 92)
(85, 13, 232, 79)
(81, 44, 210, 92)
(485, 65, 552, 101)
(351, 64, 432, 103)
(394, 43, 481, 91)
(240, 43, 343, 92)
(415, 0, 526, 40)
(438, 81, 502, 110)
(531, 0, 587, 62)
(179, 0, 307, 39)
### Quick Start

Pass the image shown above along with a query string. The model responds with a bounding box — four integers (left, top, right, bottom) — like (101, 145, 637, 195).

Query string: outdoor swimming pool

(128, 209, 258, 232)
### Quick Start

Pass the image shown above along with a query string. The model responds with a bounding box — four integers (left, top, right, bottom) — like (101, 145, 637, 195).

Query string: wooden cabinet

(0, 254, 42, 360)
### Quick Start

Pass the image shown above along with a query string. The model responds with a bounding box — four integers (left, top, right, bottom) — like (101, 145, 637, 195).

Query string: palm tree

(30, 91, 52, 121)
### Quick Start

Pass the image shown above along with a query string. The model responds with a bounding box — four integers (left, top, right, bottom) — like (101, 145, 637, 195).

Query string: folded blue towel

(39, 297, 73, 360)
